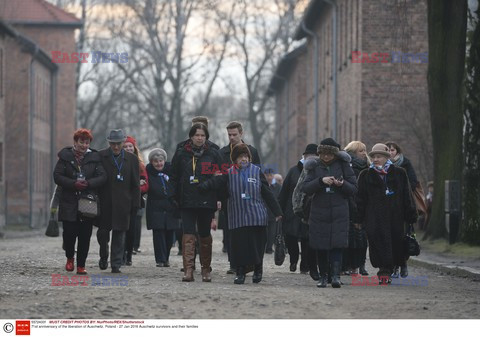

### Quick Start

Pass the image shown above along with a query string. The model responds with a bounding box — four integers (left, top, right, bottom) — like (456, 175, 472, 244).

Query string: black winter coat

(355, 165, 418, 269)
(219, 142, 261, 167)
(302, 151, 357, 250)
(170, 140, 223, 210)
(145, 163, 180, 231)
(278, 161, 309, 238)
(393, 155, 418, 191)
(98, 148, 140, 231)
(53, 147, 107, 222)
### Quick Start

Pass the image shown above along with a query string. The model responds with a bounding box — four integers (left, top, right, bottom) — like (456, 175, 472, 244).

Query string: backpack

(292, 160, 317, 223)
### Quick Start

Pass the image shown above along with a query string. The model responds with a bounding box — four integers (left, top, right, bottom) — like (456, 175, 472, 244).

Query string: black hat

(303, 143, 318, 155)
(317, 138, 341, 155)
(106, 129, 127, 142)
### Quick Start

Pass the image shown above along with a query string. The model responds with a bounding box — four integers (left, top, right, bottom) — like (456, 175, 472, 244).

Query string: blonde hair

(344, 141, 366, 155)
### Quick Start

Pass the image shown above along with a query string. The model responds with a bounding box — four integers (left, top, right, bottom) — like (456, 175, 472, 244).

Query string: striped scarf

(370, 159, 392, 176)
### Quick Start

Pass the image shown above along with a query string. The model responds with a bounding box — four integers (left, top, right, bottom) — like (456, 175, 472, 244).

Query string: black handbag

(274, 220, 287, 266)
(404, 224, 420, 257)
(45, 217, 59, 237)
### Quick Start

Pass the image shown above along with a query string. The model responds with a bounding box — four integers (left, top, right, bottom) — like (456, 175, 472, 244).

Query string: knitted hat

(368, 143, 391, 158)
(317, 138, 340, 155)
(148, 148, 168, 162)
(231, 143, 252, 163)
(125, 135, 137, 147)
(303, 143, 318, 155)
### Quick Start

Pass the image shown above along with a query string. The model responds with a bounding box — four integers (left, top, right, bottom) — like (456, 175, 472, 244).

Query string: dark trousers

(175, 228, 183, 253)
(317, 248, 342, 276)
(63, 219, 93, 268)
(152, 229, 175, 263)
(265, 220, 277, 251)
(285, 234, 309, 271)
(180, 208, 214, 238)
(125, 211, 139, 254)
(96, 228, 126, 269)
(133, 214, 142, 250)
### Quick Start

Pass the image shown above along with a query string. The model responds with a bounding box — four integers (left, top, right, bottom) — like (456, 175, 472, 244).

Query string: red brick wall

(360, 0, 432, 183)
(0, 36, 5, 226)
(14, 25, 77, 153)
(4, 37, 31, 224)
(273, 0, 432, 184)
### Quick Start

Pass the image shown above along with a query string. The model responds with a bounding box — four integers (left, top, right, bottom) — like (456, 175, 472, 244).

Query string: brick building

(0, 0, 82, 228)
(268, 0, 432, 184)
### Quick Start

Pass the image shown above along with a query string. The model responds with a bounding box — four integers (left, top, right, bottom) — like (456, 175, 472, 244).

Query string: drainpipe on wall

(323, 0, 338, 140)
(274, 74, 289, 174)
(50, 67, 57, 227)
(301, 22, 319, 142)
(29, 46, 38, 228)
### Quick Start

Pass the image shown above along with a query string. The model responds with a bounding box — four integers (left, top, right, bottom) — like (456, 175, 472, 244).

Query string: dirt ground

(1, 228, 479, 319)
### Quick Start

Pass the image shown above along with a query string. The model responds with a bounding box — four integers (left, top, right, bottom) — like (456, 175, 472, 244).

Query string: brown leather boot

(199, 235, 212, 282)
(182, 234, 196, 282)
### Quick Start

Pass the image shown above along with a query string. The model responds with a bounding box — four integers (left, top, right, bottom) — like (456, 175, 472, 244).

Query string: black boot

(316, 274, 328, 288)
(126, 251, 132, 266)
(359, 264, 369, 276)
(309, 269, 320, 281)
(234, 266, 246, 284)
(252, 263, 263, 283)
(331, 261, 341, 288)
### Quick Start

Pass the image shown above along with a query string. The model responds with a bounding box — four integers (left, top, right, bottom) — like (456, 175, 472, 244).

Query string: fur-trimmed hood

(304, 151, 351, 171)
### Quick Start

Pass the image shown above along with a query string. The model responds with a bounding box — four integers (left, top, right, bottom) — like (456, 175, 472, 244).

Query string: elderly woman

(343, 141, 369, 276)
(199, 144, 282, 284)
(302, 138, 357, 288)
(53, 128, 106, 274)
(146, 148, 179, 267)
(355, 143, 417, 284)
(170, 123, 224, 282)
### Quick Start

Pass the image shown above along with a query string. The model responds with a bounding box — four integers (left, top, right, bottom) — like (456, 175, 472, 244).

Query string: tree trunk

(425, 0, 467, 240)
(462, 4, 480, 245)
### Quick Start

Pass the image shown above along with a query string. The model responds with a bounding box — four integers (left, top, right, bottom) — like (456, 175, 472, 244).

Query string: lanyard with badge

(240, 167, 252, 200)
(190, 156, 199, 184)
(112, 150, 124, 182)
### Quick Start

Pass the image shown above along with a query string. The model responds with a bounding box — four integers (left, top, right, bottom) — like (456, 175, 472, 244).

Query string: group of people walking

(53, 116, 420, 287)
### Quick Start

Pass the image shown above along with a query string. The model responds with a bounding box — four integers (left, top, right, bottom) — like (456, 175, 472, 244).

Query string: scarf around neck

(391, 153, 404, 167)
(72, 146, 87, 165)
(370, 159, 393, 176)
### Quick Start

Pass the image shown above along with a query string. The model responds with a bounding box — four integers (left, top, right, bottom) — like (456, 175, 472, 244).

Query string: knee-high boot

(182, 234, 196, 282)
(199, 235, 212, 282)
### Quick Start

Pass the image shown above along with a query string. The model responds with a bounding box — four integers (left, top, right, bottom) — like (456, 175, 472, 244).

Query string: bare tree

(226, 0, 299, 163)
(100, 0, 235, 153)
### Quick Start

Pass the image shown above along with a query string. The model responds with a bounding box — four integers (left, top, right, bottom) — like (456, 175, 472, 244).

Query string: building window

(0, 142, 3, 182)
(355, 114, 359, 139)
(0, 48, 3, 97)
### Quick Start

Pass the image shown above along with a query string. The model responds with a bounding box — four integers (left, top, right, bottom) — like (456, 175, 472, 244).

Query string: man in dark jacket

(97, 129, 140, 273)
(218, 121, 261, 273)
(278, 144, 317, 275)
(264, 168, 281, 254)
